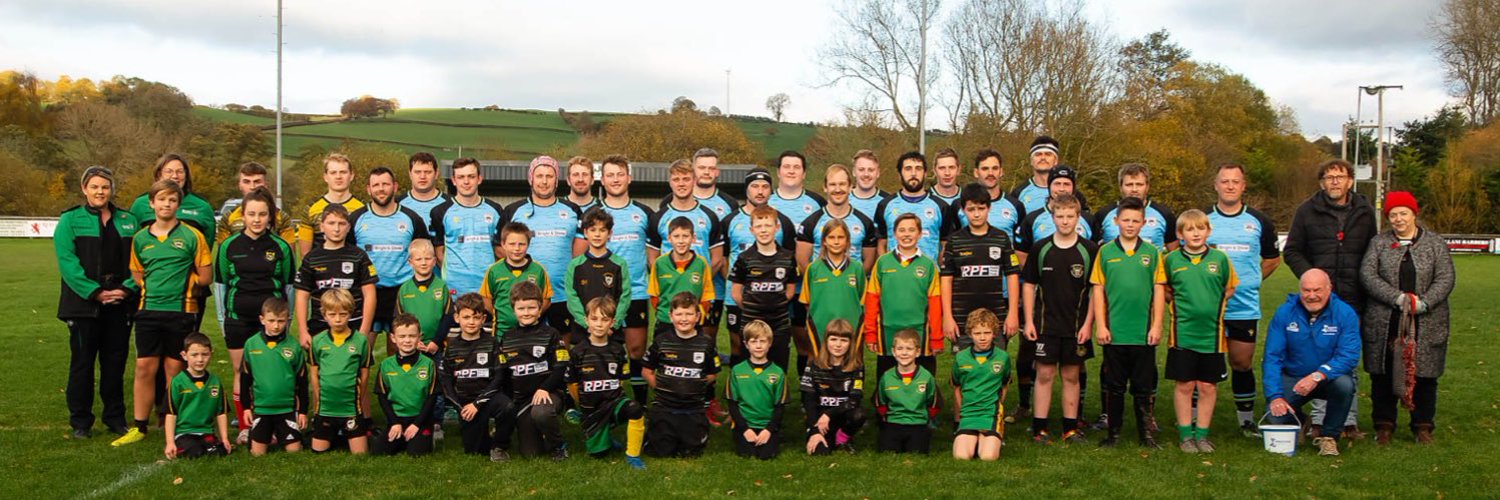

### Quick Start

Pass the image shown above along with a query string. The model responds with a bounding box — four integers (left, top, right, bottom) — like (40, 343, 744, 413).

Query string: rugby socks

(1062, 418, 1079, 433)
(1177, 425, 1193, 442)
(1232, 369, 1257, 426)
(135, 419, 149, 433)
(630, 358, 647, 402)
(234, 393, 249, 430)
(1032, 417, 1049, 435)
(626, 417, 645, 457)
(1194, 426, 1211, 441)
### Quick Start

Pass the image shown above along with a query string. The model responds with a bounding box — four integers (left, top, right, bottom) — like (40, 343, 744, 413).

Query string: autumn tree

(819, 0, 941, 132)
(341, 95, 399, 119)
(1434, 0, 1500, 126)
(574, 107, 760, 164)
(765, 93, 791, 121)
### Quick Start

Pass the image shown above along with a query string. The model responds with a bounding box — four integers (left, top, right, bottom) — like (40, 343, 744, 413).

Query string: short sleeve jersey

(951, 347, 1011, 431)
(876, 366, 937, 426)
(597, 199, 655, 298)
(397, 191, 452, 239)
(1164, 248, 1239, 353)
(940, 226, 1020, 326)
(504, 198, 582, 304)
(874, 193, 950, 260)
(1089, 239, 1166, 346)
(643, 331, 720, 410)
(294, 245, 378, 326)
(1206, 205, 1279, 320)
(647, 252, 715, 324)
(130, 222, 212, 313)
(720, 208, 797, 306)
(396, 276, 451, 343)
(1021, 238, 1097, 338)
(242, 332, 307, 415)
(767, 190, 825, 223)
(310, 331, 373, 418)
(729, 247, 800, 328)
(167, 371, 228, 436)
(429, 198, 505, 296)
(1096, 200, 1177, 249)
(349, 205, 428, 287)
(797, 208, 879, 266)
(798, 257, 866, 344)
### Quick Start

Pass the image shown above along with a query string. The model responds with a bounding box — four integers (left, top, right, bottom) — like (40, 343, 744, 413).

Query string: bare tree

(819, 0, 941, 131)
(765, 93, 791, 121)
(1434, 0, 1500, 126)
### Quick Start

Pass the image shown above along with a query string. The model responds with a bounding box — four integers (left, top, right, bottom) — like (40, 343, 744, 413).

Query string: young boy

(308, 289, 374, 454)
(729, 205, 800, 371)
(1090, 197, 1167, 448)
(566, 209, 632, 345)
(643, 292, 721, 457)
(116, 179, 212, 447)
(497, 281, 571, 460)
(874, 329, 938, 454)
(726, 320, 790, 460)
(862, 213, 943, 379)
(567, 297, 647, 469)
(440, 293, 512, 460)
(952, 309, 1011, 461)
(1164, 209, 1238, 454)
(164, 332, 232, 459)
(398, 239, 451, 356)
(480, 222, 551, 337)
(371, 313, 438, 456)
(645, 216, 716, 401)
(294, 204, 378, 348)
(240, 298, 308, 456)
(1021, 194, 1097, 445)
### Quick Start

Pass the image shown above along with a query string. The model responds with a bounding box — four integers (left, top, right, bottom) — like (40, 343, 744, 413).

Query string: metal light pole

(915, 0, 928, 155)
(275, 0, 283, 201)
(724, 69, 731, 116)
(1361, 84, 1403, 227)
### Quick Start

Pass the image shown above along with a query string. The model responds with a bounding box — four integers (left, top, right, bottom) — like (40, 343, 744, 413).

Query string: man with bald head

(1262, 269, 1361, 457)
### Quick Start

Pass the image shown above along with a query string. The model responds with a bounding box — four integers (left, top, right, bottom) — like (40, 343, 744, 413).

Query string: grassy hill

(196, 106, 817, 163)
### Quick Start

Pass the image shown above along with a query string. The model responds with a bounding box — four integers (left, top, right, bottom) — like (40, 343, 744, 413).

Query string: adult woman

(1360, 191, 1455, 445)
(129, 153, 217, 245)
(54, 166, 140, 439)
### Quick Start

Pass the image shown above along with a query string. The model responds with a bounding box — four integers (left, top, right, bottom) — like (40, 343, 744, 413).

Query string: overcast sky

(0, 0, 1448, 139)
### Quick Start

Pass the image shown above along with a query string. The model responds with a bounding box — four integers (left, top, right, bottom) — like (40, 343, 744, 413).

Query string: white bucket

(1259, 412, 1300, 456)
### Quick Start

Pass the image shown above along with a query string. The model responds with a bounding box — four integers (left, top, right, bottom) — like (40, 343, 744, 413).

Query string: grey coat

(1360, 226, 1455, 378)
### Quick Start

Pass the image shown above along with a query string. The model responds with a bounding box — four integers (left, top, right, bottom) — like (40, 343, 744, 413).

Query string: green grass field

(6, 238, 1492, 497)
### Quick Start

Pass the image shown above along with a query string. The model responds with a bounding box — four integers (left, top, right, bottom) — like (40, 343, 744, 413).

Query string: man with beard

(505, 156, 586, 334)
(349, 167, 429, 353)
(566, 156, 599, 211)
(687, 148, 739, 336)
(874, 151, 950, 261)
(596, 155, 656, 401)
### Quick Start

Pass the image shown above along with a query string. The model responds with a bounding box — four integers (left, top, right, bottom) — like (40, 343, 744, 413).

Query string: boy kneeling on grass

(308, 289, 374, 454)
(952, 309, 1011, 461)
(566, 296, 646, 469)
(1163, 209, 1238, 454)
(371, 313, 438, 456)
(875, 329, 939, 454)
(165, 332, 232, 459)
(643, 292, 721, 458)
(440, 293, 513, 462)
(497, 281, 571, 460)
(727, 320, 790, 459)
(240, 297, 308, 456)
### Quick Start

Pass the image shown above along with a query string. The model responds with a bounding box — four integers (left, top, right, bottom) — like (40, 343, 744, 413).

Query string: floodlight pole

(1361, 85, 1403, 229)
(275, 0, 284, 201)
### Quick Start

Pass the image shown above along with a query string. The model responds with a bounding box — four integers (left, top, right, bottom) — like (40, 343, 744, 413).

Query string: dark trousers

(1102, 345, 1158, 433)
(1370, 351, 1439, 429)
(371, 425, 435, 456)
(732, 427, 781, 459)
(496, 395, 563, 456)
(1268, 374, 1356, 439)
(65, 307, 132, 431)
(877, 422, 931, 454)
(458, 396, 513, 455)
(808, 407, 866, 455)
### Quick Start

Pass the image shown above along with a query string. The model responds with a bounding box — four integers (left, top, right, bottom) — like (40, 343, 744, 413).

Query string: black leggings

(1370, 350, 1438, 429)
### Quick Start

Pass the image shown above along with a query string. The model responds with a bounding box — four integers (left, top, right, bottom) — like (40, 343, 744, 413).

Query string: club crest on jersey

(398, 223, 408, 232)
(914, 267, 927, 278)
(917, 383, 928, 393)
(992, 363, 1003, 373)
(1244, 223, 1256, 233)
(1001, 208, 1014, 218)
(209, 386, 220, 398)
(1141, 255, 1152, 266)
(1207, 262, 1220, 274)
(172, 239, 186, 249)
(265, 251, 277, 262)
(989, 247, 1002, 259)
(347, 344, 357, 354)
(690, 273, 701, 284)
(603, 273, 615, 287)
(924, 208, 935, 218)
(484, 214, 494, 224)
(281, 347, 293, 359)
(608, 362, 619, 374)
(848, 276, 858, 287)
(1070, 264, 1083, 278)
(342, 262, 354, 274)
(767, 374, 779, 385)
(434, 289, 444, 299)
(476, 353, 488, 365)
(533, 346, 545, 358)
(693, 352, 705, 364)
(559, 211, 571, 219)
(775, 268, 786, 280)
(632, 214, 643, 223)
(417, 368, 429, 380)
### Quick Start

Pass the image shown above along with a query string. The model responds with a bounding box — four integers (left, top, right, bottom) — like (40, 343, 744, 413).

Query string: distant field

(738, 121, 818, 162)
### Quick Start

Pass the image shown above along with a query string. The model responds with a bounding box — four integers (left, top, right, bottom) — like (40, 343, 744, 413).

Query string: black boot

(1135, 396, 1161, 449)
(1100, 390, 1124, 447)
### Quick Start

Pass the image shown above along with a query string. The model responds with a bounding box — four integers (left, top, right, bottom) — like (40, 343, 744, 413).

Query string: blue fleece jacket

(1262, 293, 1362, 401)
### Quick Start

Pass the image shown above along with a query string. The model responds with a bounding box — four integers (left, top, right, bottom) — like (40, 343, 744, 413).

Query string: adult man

(398, 152, 451, 238)
(796, 163, 878, 273)
(849, 149, 890, 221)
(720, 168, 797, 365)
(950, 149, 1026, 244)
(1012, 136, 1059, 214)
(429, 158, 505, 296)
(349, 167, 429, 346)
(1016, 165, 1096, 254)
(689, 148, 739, 332)
(1282, 159, 1376, 439)
(930, 148, 963, 205)
(1263, 269, 1362, 457)
(651, 159, 725, 337)
(215, 162, 296, 244)
(874, 151, 949, 260)
(940, 183, 1020, 351)
(566, 155, 598, 211)
(768, 150, 825, 223)
(1206, 163, 1281, 435)
(595, 155, 655, 394)
(505, 155, 586, 332)
(297, 153, 366, 256)
(1096, 163, 1177, 249)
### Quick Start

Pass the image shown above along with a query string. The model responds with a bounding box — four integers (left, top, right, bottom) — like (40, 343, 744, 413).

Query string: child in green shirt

(875, 329, 938, 454)
(165, 332, 232, 459)
(726, 320, 789, 460)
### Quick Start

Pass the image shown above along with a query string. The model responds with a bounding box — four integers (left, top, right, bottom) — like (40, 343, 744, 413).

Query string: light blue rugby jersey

(1011, 179, 1052, 214)
(349, 205, 428, 287)
(430, 198, 505, 295)
(931, 187, 961, 206)
(797, 208, 878, 265)
(660, 197, 728, 301)
(849, 190, 889, 222)
(719, 207, 797, 306)
(1207, 204, 1279, 320)
(694, 189, 739, 223)
(952, 193, 1027, 243)
(767, 190, 824, 225)
(595, 199, 654, 298)
(1096, 199, 1178, 249)
(504, 198, 583, 304)
(1015, 206, 1095, 252)
(873, 192, 950, 260)
(397, 191, 451, 239)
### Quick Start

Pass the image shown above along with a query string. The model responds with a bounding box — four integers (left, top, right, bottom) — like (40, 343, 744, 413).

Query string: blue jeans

(1269, 374, 1356, 439)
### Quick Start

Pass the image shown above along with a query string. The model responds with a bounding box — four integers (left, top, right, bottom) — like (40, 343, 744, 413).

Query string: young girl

(800, 319, 865, 455)
(952, 309, 1011, 461)
(799, 219, 866, 359)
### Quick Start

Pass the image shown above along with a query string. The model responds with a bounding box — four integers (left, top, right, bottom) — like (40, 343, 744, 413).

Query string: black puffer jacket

(1283, 190, 1378, 313)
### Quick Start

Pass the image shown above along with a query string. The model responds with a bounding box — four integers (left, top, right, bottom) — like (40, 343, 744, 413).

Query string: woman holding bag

(1360, 191, 1455, 445)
